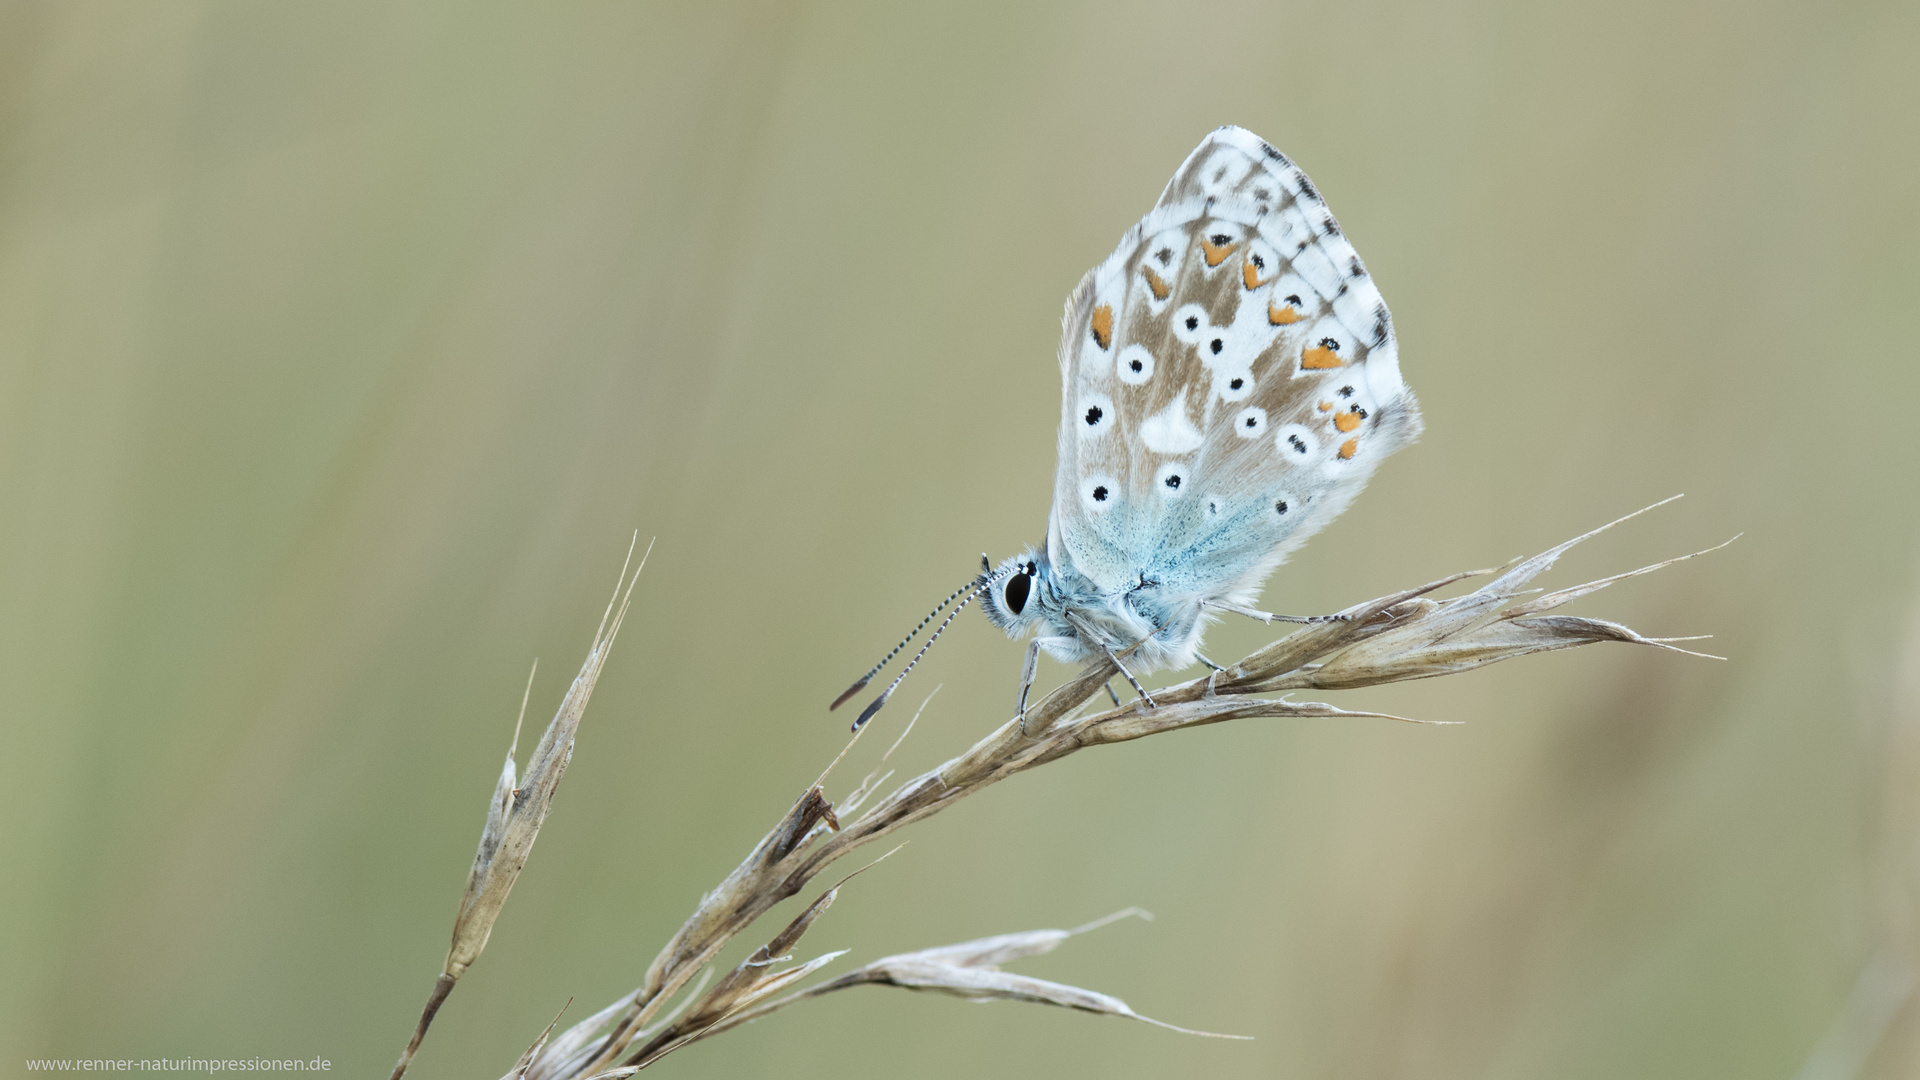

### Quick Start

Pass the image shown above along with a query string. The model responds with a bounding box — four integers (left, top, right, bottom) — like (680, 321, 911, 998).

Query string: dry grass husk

(389, 502, 1726, 1077)
(388, 539, 647, 1080)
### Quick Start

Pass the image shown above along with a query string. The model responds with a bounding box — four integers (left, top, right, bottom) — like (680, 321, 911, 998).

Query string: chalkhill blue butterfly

(834, 126, 1420, 731)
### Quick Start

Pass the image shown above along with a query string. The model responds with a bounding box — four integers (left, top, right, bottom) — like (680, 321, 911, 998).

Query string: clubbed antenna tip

(851, 688, 892, 731)
(828, 677, 870, 712)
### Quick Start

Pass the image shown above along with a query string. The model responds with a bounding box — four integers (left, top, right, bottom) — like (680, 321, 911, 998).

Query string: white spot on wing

(1139, 391, 1204, 454)
(1077, 391, 1115, 438)
(1081, 473, 1118, 512)
(1117, 344, 1155, 385)
(1153, 461, 1191, 497)
(1170, 304, 1210, 347)
(1274, 422, 1320, 461)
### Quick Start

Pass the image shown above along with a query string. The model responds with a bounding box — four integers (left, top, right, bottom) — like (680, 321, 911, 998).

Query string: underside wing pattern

(1049, 127, 1420, 600)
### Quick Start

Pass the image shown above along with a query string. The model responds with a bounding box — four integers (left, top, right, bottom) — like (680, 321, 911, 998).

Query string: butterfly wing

(1048, 126, 1419, 605)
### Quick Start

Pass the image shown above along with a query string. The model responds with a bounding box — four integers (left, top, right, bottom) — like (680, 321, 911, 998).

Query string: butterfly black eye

(1320, 337, 1339, 351)
(1209, 339, 1224, 355)
(1092, 485, 1109, 502)
(1164, 473, 1182, 490)
(1184, 315, 1199, 330)
(1085, 405, 1103, 425)
(1229, 377, 1243, 390)
(1003, 572, 1031, 616)
(1285, 294, 1302, 306)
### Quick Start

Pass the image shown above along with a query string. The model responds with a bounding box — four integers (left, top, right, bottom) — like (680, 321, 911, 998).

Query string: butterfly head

(979, 548, 1051, 638)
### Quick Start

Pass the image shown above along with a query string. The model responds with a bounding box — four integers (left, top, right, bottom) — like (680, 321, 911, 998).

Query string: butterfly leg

(1104, 682, 1122, 708)
(1016, 638, 1042, 725)
(1207, 600, 1351, 625)
(1195, 652, 1227, 672)
(1100, 642, 1155, 708)
(1016, 636, 1077, 735)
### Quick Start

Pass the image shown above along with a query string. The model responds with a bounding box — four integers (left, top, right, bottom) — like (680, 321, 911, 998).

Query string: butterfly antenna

(849, 564, 1016, 731)
(829, 573, 985, 712)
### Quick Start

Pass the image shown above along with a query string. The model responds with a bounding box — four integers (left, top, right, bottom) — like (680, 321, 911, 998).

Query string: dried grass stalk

(691, 907, 1247, 1041)
(392, 503, 1720, 1077)
(389, 538, 649, 1080)
(491, 502, 1726, 1077)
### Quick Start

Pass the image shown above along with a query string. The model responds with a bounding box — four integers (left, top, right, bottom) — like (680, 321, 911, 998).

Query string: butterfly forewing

(1050, 127, 1419, 601)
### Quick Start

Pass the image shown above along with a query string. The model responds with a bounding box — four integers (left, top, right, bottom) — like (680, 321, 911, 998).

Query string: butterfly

(834, 126, 1419, 731)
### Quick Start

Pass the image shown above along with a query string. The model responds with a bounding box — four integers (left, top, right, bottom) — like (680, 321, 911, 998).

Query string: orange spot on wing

(1090, 304, 1113, 349)
(1338, 438, 1359, 460)
(1334, 411, 1363, 433)
(1242, 259, 1267, 290)
(1269, 300, 1305, 325)
(1318, 401, 1333, 412)
(1301, 345, 1343, 369)
(1201, 237, 1238, 267)
(1142, 267, 1171, 300)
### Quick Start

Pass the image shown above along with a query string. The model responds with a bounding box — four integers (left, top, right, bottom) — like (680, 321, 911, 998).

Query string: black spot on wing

(1349, 256, 1366, 278)
(1371, 304, 1391, 346)
(1322, 216, 1340, 236)
(1295, 173, 1320, 202)
(1261, 142, 1292, 168)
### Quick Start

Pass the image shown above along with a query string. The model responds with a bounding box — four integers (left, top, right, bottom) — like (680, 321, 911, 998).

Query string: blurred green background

(4, 2, 1919, 1077)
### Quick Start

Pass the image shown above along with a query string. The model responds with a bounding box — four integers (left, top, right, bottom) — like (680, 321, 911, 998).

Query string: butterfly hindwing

(1050, 127, 1419, 602)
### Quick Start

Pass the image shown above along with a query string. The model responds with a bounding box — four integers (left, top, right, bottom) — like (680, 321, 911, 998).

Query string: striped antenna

(849, 563, 1016, 731)
(829, 570, 987, 711)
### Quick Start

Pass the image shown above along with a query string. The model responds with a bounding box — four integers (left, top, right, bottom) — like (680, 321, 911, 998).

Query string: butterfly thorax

(979, 547, 1209, 674)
